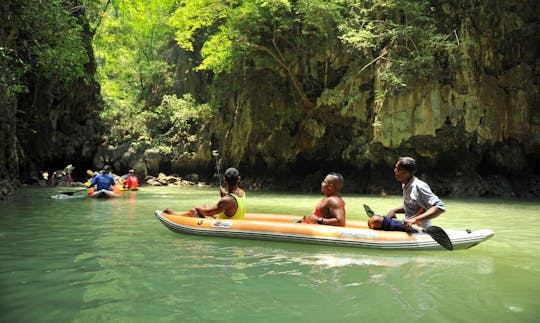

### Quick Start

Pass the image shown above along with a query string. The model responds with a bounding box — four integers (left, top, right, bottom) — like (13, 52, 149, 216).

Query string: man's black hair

(398, 157, 417, 174)
(224, 167, 240, 182)
(328, 172, 344, 190)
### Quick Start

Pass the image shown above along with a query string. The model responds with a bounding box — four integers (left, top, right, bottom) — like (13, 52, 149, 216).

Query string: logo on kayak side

(339, 231, 378, 239)
(211, 220, 233, 228)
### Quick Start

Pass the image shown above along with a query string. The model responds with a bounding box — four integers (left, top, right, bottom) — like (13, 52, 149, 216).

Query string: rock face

(200, 0, 539, 197)
(1, 1, 538, 199)
(365, 1, 540, 196)
(0, 0, 20, 199)
(0, 72, 18, 199)
(374, 1, 539, 171)
(0, 1, 103, 199)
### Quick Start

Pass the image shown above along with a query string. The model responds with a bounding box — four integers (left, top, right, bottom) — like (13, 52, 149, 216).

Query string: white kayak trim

(154, 210, 494, 251)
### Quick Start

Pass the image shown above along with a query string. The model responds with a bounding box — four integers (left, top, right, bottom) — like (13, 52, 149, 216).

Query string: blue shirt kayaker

(90, 165, 116, 191)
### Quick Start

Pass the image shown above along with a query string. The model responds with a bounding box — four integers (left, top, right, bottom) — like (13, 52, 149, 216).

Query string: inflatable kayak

(88, 187, 122, 198)
(154, 210, 494, 251)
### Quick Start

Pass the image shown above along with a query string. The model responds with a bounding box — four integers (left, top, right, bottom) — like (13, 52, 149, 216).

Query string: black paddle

(363, 204, 378, 218)
(119, 173, 131, 180)
(410, 224, 453, 250)
(59, 187, 90, 195)
(363, 204, 453, 251)
(54, 186, 90, 198)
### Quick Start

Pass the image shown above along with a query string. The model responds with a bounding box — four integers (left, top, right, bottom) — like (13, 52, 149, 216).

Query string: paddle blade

(58, 187, 89, 196)
(425, 226, 453, 251)
(363, 204, 375, 218)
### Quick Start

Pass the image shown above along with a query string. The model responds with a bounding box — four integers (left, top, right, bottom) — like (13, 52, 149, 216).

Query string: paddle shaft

(410, 223, 427, 233)
(59, 187, 90, 195)
(163, 209, 204, 218)
(119, 173, 131, 180)
(213, 150, 222, 188)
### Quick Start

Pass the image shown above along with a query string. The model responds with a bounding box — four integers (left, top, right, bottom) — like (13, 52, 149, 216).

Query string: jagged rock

(146, 178, 163, 186)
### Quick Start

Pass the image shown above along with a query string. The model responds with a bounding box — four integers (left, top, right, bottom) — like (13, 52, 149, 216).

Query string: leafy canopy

(339, 0, 458, 91)
(169, 0, 349, 107)
(93, 0, 177, 124)
(2, 0, 88, 96)
(170, 0, 456, 93)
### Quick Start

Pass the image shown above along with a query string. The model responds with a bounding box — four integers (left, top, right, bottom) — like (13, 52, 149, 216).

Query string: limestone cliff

(202, 0, 539, 197)
(2, 0, 538, 199)
(367, 0, 540, 196)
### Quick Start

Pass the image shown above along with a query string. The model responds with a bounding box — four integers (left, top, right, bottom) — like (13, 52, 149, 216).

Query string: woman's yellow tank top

(216, 192, 246, 219)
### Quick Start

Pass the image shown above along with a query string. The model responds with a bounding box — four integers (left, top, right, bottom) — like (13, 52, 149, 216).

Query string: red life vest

(302, 197, 345, 224)
(124, 175, 139, 189)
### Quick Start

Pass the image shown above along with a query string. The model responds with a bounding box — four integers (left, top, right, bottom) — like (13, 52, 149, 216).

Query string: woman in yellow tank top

(164, 167, 246, 219)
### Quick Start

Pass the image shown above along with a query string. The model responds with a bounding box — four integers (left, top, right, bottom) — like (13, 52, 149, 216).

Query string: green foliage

(169, 0, 233, 52)
(171, 0, 348, 73)
(168, 0, 455, 103)
(26, 1, 88, 82)
(169, 0, 349, 106)
(0, 47, 29, 96)
(141, 94, 213, 156)
(339, 0, 457, 92)
(93, 0, 177, 113)
(92, 0, 223, 164)
(2, 0, 88, 96)
(90, 0, 460, 166)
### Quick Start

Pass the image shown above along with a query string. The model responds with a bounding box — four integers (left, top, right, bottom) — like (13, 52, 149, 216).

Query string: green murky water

(1, 186, 538, 322)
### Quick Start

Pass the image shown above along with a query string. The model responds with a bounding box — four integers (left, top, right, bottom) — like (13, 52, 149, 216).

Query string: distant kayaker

(90, 165, 116, 191)
(368, 156, 445, 232)
(164, 167, 246, 219)
(302, 172, 346, 226)
(123, 169, 139, 190)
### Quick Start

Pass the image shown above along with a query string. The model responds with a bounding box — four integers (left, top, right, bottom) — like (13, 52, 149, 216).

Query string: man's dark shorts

(381, 217, 415, 233)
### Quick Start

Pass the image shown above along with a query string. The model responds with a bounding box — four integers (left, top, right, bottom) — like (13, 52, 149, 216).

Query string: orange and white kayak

(154, 210, 494, 251)
(88, 186, 122, 198)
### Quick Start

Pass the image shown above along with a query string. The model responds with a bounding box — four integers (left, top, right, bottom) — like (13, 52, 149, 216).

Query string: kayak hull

(88, 189, 122, 198)
(154, 210, 494, 251)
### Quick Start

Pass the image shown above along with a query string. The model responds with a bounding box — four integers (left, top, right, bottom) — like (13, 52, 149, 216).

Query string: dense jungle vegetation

(92, 0, 456, 166)
(2, 0, 539, 198)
